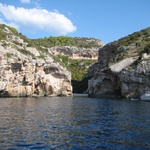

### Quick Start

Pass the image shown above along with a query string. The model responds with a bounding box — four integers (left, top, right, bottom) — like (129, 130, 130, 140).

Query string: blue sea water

(0, 96, 150, 150)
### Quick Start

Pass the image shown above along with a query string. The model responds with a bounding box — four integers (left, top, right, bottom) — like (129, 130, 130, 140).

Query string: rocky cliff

(49, 46, 99, 60)
(33, 36, 104, 60)
(88, 27, 150, 99)
(0, 25, 72, 97)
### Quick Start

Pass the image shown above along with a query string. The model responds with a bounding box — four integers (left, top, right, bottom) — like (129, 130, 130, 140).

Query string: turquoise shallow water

(0, 96, 150, 150)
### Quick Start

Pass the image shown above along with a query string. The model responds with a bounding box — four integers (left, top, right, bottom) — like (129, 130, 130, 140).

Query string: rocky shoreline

(87, 43, 150, 99)
(0, 24, 150, 99)
(0, 25, 73, 97)
(0, 58, 72, 97)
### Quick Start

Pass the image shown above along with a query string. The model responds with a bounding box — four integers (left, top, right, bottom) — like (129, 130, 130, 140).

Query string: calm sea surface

(0, 96, 150, 150)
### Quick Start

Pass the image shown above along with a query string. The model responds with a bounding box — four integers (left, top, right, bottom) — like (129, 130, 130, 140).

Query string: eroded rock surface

(88, 43, 150, 99)
(48, 46, 101, 60)
(0, 55, 72, 97)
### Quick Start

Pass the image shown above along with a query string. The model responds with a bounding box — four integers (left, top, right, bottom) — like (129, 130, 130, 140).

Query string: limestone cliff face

(48, 46, 101, 60)
(0, 54, 72, 97)
(119, 59, 150, 98)
(88, 38, 150, 99)
(0, 26, 72, 97)
(0, 53, 72, 97)
(0, 24, 105, 97)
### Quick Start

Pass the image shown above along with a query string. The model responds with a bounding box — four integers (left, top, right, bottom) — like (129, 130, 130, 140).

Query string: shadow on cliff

(71, 77, 91, 93)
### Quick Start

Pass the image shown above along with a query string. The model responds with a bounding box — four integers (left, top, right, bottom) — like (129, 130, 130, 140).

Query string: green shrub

(7, 53, 14, 58)
(37, 55, 45, 59)
(32, 36, 101, 48)
(144, 43, 150, 53)
(17, 49, 34, 57)
(8, 26, 18, 34)
(55, 54, 96, 81)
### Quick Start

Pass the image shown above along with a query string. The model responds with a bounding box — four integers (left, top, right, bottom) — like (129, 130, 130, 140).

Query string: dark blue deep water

(0, 96, 150, 150)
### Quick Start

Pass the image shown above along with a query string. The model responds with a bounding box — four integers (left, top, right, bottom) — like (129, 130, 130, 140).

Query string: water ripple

(0, 97, 150, 149)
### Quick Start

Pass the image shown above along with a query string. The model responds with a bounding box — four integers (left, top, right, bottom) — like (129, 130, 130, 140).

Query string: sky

(0, 0, 150, 44)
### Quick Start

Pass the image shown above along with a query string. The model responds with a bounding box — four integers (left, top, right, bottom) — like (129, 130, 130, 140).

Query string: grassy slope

(109, 27, 150, 66)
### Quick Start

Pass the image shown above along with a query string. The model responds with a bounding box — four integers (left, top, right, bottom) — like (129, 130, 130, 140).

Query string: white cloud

(0, 3, 76, 35)
(20, 0, 30, 4)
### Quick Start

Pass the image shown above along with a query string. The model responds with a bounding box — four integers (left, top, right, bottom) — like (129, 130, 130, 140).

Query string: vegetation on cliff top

(109, 27, 150, 65)
(0, 24, 102, 49)
(53, 54, 96, 81)
(113, 27, 150, 47)
(32, 36, 102, 48)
